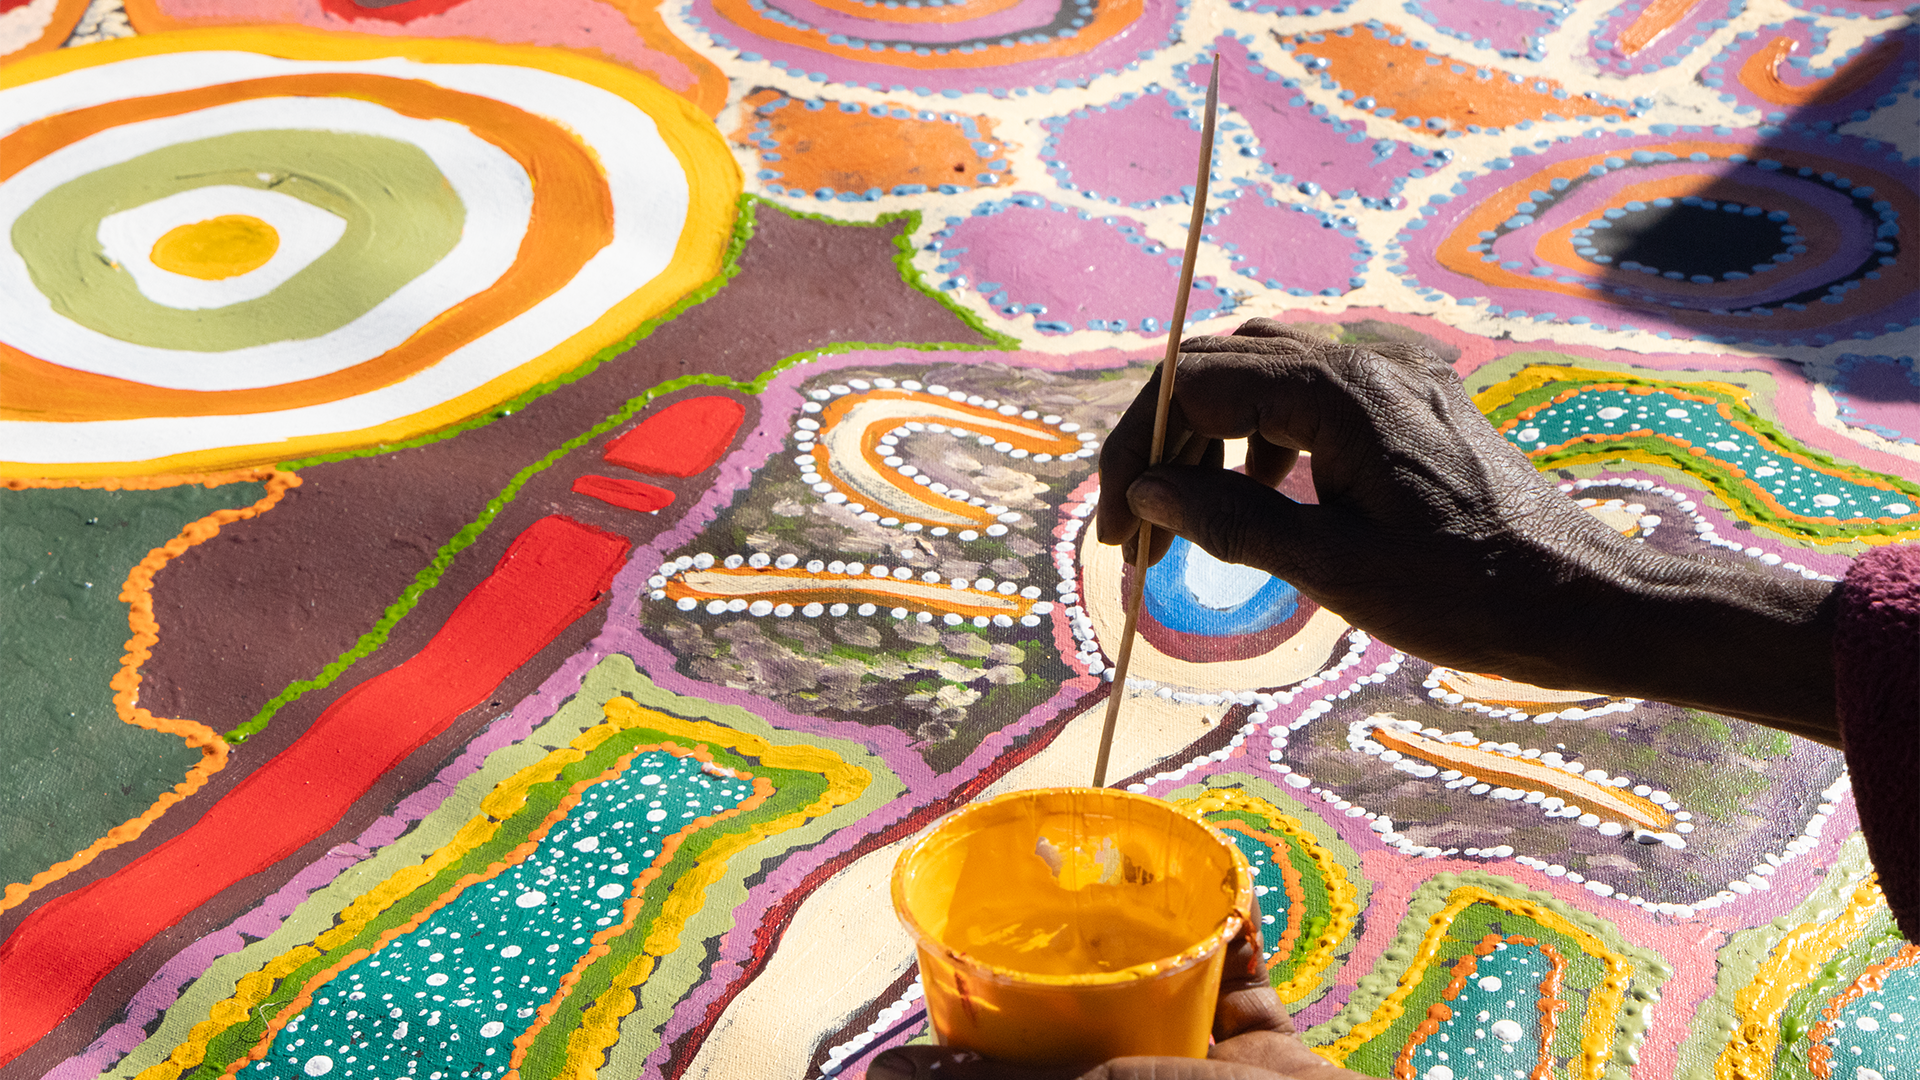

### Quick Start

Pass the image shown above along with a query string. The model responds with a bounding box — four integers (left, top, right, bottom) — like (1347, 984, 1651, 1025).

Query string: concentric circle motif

(1396, 128, 1917, 345)
(1076, 511, 1349, 692)
(685, 0, 1178, 94)
(0, 29, 739, 479)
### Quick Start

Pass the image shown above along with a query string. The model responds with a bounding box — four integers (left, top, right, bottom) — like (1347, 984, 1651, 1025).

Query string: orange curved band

(1, 72, 612, 424)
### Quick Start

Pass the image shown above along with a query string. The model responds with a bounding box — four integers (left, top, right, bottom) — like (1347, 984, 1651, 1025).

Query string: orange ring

(1431, 140, 1919, 331)
(0, 72, 613, 423)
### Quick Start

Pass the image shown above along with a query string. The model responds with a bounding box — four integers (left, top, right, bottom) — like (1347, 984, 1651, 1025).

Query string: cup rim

(891, 786, 1254, 989)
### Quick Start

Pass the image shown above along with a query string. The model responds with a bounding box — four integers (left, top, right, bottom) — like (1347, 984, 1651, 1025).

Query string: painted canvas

(1, 0, 1916, 1077)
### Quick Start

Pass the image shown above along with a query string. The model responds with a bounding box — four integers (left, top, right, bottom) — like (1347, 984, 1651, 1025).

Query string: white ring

(0, 95, 532, 391)
(97, 185, 348, 310)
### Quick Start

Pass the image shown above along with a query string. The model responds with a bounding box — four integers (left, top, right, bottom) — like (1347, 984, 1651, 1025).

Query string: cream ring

(97, 185, 349, 311)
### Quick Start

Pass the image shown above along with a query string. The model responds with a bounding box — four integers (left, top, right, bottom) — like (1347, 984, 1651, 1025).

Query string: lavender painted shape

(683, 0, 1183, 95)
(937, 199, 1233, 332)
(1401, 0, 1566, 59)
(1701, 20, 1919, 127)
(1041, 89, 1213, 208)
(1206, 192, 1371, 296)
(1588, 0, 1747, 77)
(1830, 355, 1920, 445)
(1182, 37, 1452, 207)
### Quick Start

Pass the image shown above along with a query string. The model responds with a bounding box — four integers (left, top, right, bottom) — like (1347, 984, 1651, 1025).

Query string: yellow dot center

(149, 215, 281, 280)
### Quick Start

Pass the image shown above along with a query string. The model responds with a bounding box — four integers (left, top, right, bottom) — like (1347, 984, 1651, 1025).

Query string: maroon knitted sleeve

(1833, 544, 1920, 943)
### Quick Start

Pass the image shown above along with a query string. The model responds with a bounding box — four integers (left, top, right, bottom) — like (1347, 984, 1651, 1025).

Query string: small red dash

(602, 396, 747, 477)
(572, 474, 675, 514)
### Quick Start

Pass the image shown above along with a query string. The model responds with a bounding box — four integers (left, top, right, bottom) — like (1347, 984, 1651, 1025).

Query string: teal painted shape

(1222, 828, 1293, 965)
(1504, 387, 1916, 520)
(1822, 959, 1920, 1075)
(251, 750, 755, 1080)
(1405, 942, 1549, 1080)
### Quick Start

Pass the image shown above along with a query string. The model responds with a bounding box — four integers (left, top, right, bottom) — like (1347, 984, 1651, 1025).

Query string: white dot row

(1563, 477, 1839, 581)
(1123, 636, 1379, 793)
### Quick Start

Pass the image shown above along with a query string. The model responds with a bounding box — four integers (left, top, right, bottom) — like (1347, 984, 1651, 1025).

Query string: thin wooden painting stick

(1091, 59, 1221, 789)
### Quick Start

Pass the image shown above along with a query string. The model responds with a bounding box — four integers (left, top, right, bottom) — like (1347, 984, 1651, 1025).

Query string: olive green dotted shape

(0, 480, 266, 892)
(14, 129, 462, 352)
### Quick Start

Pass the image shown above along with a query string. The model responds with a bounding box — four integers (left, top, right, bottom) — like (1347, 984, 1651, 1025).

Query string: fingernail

(867, 1050, 917, 1080)
(1127, 474, 1181, 528)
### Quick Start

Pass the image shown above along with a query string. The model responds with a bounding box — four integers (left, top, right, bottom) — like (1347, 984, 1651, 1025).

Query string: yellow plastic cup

(890, 787, 1254, 1064)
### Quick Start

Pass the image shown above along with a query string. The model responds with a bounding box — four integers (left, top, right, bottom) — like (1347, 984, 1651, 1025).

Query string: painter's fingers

(866, 1047, 1299, 1080)
(1126, 466, 1347, 597)
(1208, 1034, 1379, 1080)
(1096, 364, 1187, 551)
(1243, 436, 1297, 491)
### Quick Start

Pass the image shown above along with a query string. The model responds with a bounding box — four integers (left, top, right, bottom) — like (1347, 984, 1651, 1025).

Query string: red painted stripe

(572, 473, 676, 514)
(0, 515, 631, 1063)
(602, 396, 746, 478)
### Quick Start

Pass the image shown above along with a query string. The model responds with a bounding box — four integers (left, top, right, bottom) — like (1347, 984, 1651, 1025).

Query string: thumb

(1126, 465, 1333, 585)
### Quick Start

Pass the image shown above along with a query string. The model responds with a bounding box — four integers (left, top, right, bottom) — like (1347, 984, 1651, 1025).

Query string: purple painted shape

(1588, 0, 1743, 77)
(1184, 38, 1449, 204)
(1705, 21, 1919, 126)
(1043, 90, 1202, 206)
(1406, 0, 1559, 57)
(686, 0, 1181, 93)
(1205, 196, 1362, 294)
(771, 0, 1067, 46)
(1397, 128, 1919, 344)
(941, 200, 1229, 331)
(1832, 355, 1920, 444)
(1484, 160, 1873, 306)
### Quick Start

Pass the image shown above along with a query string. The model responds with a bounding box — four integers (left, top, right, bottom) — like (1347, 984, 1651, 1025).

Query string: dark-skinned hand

(866, 897, 1368, 1080)
(1095, 318, 1838, 745)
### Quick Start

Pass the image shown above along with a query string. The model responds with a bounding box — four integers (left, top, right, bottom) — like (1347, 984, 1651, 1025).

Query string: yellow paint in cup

(891, 787, 1254, 1063)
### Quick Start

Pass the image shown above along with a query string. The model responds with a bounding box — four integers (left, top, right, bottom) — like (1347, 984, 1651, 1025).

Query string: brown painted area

(1288, 24, 1627, 130)
(731, 89, 1011, 194)
(0, 203, 991, 1076)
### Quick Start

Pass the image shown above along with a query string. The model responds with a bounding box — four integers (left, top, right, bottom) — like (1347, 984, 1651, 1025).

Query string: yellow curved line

(1370, 726, 1673, 831)
(1713, 876, 1885, 1080)
(1321, 885, 1632, 1080)
(1175, 789, 1360, 1003)
(1, 467, 299, 913)
(0, 27, 740, 481)
(559, 698, 873, 1076)
(666, 566, 1036, 618)
(141, 697, 869, 1080)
